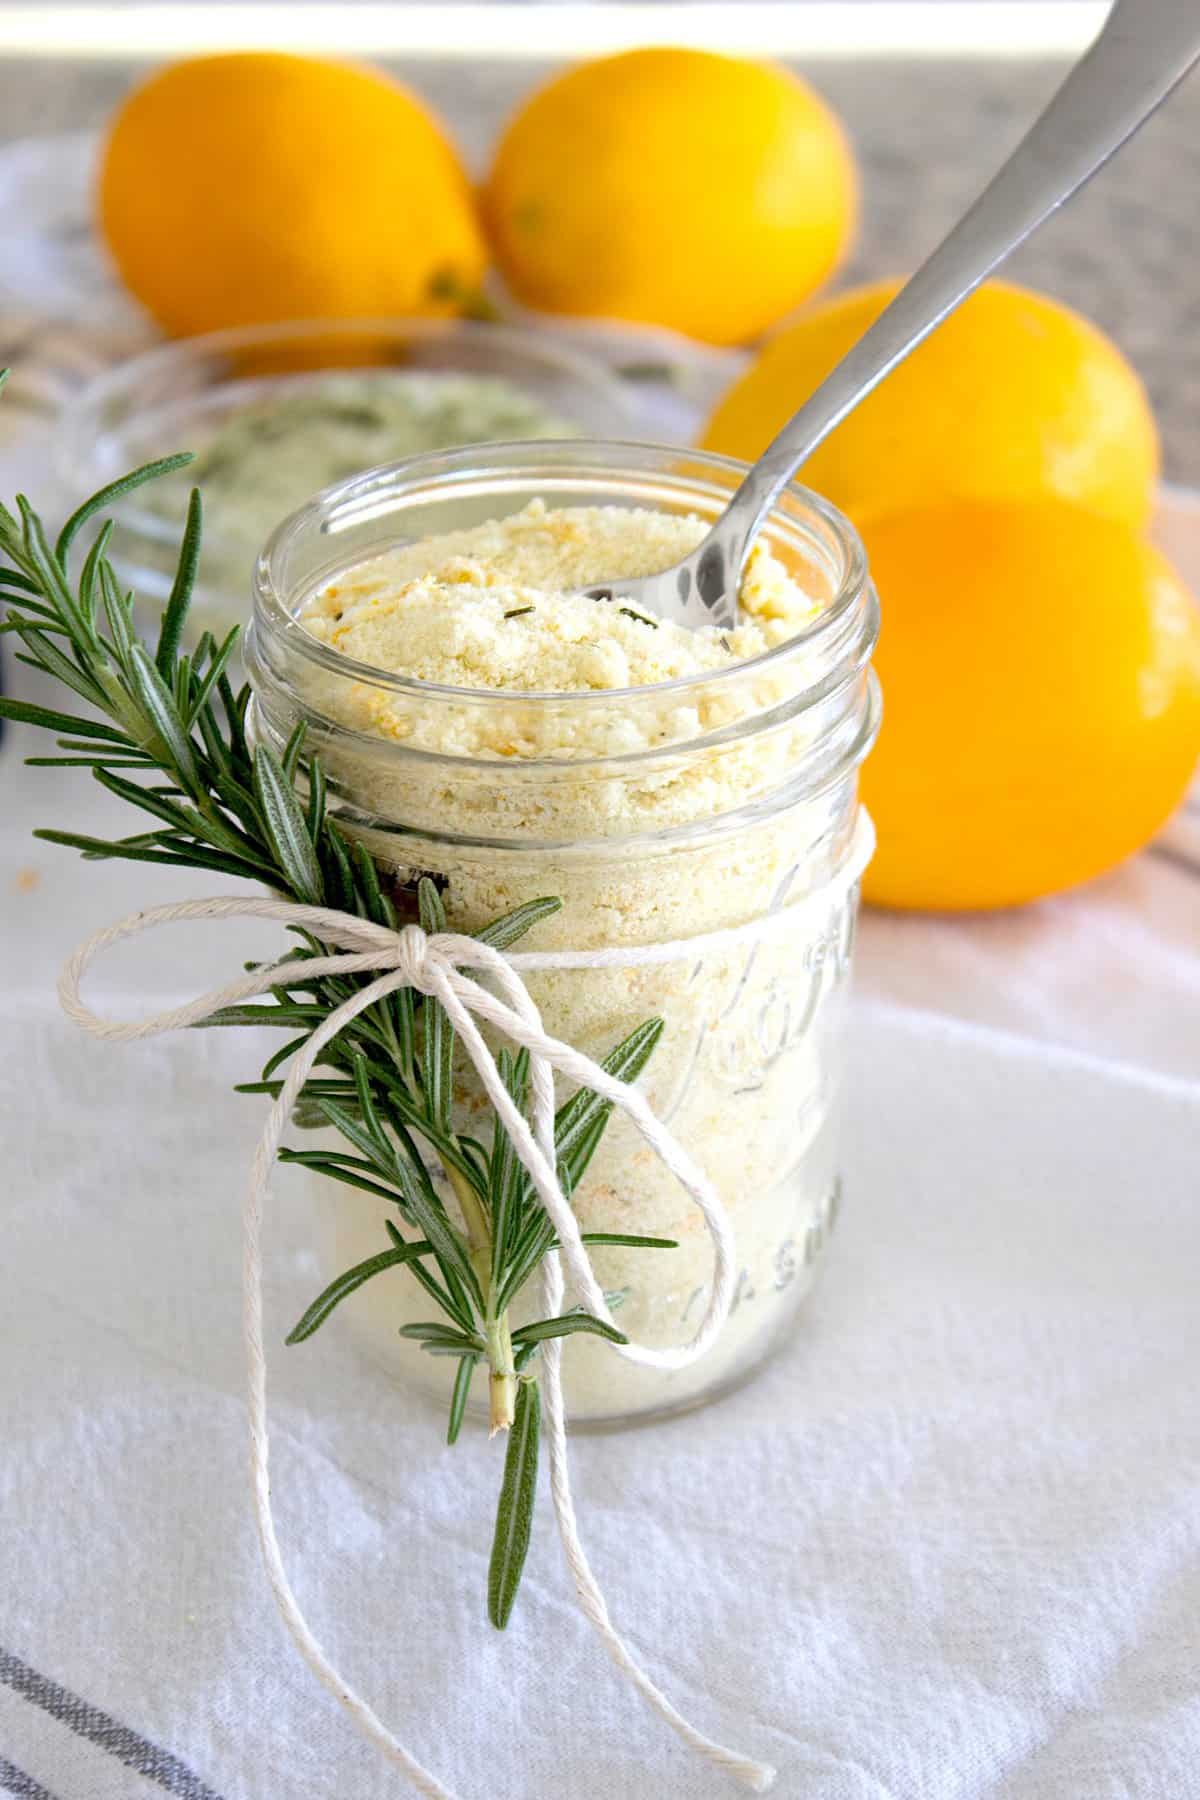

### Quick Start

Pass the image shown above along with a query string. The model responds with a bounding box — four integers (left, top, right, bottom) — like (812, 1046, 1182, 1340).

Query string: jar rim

(250, 437, 871, 710)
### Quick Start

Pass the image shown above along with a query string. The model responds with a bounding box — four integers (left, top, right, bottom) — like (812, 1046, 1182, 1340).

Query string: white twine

(56, 811, 874, 1799)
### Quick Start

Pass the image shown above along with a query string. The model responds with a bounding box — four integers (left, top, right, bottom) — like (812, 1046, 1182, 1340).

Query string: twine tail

(526, 1046, 776, 1795)
(241, 973, 463, 1800)
(538, 1260, 777, 1792)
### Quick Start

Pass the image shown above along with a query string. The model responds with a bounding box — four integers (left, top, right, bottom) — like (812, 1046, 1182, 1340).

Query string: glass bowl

(53, 316, 642, 641)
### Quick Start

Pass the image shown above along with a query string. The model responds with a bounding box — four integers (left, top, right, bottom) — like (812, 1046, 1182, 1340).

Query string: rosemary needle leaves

(0, 375, 677, 1626)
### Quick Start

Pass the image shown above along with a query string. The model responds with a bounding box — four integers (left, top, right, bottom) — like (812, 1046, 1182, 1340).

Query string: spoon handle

(719, 0, 1200, 565)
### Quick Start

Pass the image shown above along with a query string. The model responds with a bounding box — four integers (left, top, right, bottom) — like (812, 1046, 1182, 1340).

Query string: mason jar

(246, 440, 880, 1427)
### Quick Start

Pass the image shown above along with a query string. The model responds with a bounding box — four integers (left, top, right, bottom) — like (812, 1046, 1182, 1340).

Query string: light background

(0, 2, 1116, 58)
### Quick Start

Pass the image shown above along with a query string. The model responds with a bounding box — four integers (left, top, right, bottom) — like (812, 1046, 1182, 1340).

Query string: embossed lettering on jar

(247, 442, 880, 1426)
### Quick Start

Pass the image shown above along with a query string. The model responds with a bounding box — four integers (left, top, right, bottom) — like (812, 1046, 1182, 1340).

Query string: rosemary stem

(446, 1160, 516, 1435)
(448, 1159, 490, 1262)
(486, 1320, 517, 1439)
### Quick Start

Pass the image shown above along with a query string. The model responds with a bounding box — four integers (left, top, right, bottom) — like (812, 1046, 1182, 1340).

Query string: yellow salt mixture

(300, 498, 817, 697)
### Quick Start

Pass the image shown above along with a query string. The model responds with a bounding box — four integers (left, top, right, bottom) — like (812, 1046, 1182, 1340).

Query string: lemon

(704, 278, 1160, 529)
(857, 499, 1200, 910)
(100, 53, 487, 337)
(483, 47, 857, 346)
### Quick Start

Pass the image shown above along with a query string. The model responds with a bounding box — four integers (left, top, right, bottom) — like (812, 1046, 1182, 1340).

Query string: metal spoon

(586, 0, 1200, 629)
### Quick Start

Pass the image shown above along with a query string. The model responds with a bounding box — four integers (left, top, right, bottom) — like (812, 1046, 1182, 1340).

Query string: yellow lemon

(704, 278, 1160, 529)
(483, 47, 857, 346)
(857, 499, 1200, 911)
(100, 53, 487, 337)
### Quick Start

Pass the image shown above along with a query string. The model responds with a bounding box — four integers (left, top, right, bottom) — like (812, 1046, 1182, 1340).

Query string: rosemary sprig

(0, 377, 676, 1624)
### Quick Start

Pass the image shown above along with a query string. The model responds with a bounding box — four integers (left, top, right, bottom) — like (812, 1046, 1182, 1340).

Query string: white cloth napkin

(856, 831, 1200, 1083)
(2, 981, 1199, 1800)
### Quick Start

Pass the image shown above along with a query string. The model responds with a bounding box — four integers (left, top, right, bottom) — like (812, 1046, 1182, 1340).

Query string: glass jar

(246, 440, 880, 1427)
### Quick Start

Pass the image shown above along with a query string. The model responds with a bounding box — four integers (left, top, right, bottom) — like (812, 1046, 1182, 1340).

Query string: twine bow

(58, 891, 788, 1798)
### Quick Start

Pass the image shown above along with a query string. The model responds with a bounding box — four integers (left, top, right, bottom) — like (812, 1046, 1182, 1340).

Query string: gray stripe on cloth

(0, 1756, 62, 1800)
(0, 1649, 224, 1800)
